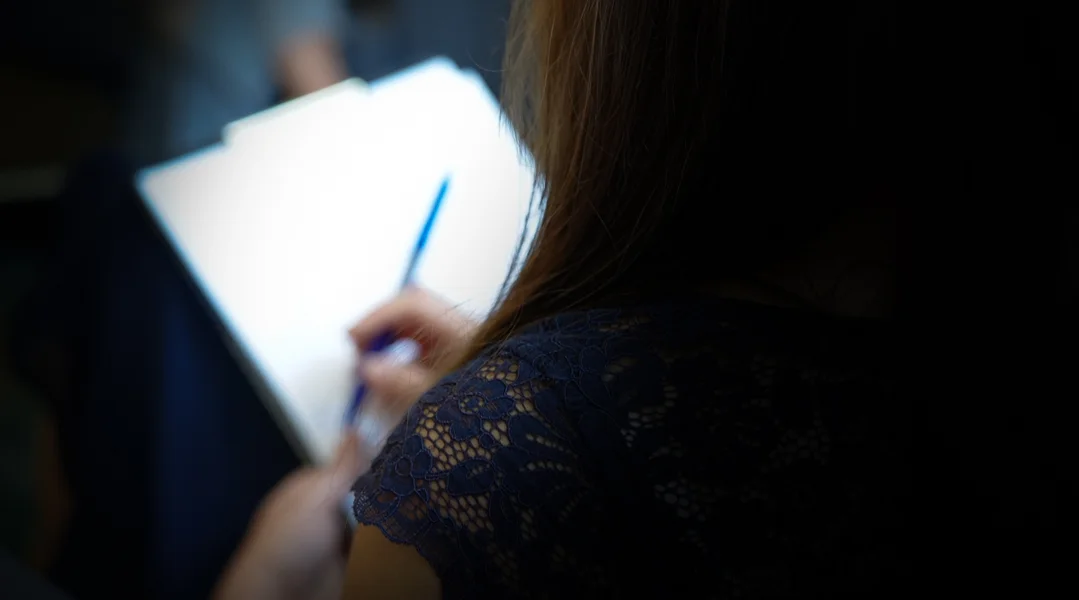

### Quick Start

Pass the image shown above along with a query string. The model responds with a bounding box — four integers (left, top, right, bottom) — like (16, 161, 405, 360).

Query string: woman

(215, 0, 903, 598)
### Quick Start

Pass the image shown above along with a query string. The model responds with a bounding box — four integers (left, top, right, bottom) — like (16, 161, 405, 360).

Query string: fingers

(349, 288, 474, 362)
(358, 357, 437, 412)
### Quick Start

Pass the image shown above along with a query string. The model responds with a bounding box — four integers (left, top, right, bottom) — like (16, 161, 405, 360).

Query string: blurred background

(1, 1, 510, 598)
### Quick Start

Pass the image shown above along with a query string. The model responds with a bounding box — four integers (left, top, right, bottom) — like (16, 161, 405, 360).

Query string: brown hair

(461, 0, 895, 361)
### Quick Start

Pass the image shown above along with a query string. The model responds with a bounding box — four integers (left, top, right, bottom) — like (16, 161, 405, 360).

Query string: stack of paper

(136, 58, 539, 464)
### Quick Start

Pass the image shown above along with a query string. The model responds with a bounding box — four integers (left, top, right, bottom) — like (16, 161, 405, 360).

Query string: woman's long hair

(461, 0, 896, 361)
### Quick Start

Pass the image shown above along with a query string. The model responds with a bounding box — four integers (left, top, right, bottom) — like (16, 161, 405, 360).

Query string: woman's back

(345, 1, 904, 597)
(352, 298, 903, 597)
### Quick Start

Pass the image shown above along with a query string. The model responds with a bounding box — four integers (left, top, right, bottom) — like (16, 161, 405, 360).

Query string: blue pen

(343, 176, 451, 427)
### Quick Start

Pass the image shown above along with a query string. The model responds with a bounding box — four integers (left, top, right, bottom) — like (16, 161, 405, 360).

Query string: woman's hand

(349, 287, 477, 411)
(215, 290, 472, 600)
(213, 434, 364, 600)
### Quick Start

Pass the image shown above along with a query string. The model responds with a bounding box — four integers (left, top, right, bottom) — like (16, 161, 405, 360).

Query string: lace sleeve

(350, 337, 608, 598)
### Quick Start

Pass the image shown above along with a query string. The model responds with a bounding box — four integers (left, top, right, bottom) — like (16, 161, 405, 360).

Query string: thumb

(358, 358, 436, 411)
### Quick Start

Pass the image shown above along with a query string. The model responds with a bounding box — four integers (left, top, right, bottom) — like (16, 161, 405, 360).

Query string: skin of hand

(212, 433, 365, 600)
(215, 288, 473, 600)
(349, 287, 478, 413)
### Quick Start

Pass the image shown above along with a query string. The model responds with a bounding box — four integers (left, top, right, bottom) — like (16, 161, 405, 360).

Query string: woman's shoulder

(413, 297, 892, 477)
(351, 299, 897, 596)
(454, 302, 714, 397)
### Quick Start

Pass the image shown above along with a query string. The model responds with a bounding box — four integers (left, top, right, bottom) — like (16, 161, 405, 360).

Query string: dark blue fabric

(22, 154, 299, 600)
(353, 302, 906, 598)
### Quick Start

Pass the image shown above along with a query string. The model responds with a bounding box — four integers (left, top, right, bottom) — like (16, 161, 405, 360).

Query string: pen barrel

(366, 330, 396, 354)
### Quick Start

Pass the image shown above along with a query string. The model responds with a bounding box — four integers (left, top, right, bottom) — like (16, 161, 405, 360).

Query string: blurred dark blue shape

(21, 153, 300, 599)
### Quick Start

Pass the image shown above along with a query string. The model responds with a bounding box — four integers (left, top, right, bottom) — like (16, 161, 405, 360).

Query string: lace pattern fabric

(352, 302, 902, 598)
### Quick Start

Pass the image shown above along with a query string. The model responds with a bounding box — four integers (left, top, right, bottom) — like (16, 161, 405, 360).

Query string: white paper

(221, 77, 372, 145)
(137, 58, 539, 463)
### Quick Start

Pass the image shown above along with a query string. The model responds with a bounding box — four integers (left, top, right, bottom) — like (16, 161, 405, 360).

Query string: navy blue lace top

(351, 300, 905, 598)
